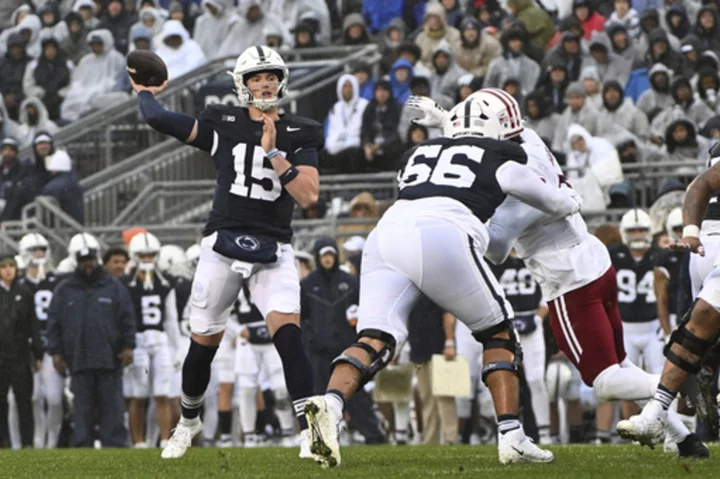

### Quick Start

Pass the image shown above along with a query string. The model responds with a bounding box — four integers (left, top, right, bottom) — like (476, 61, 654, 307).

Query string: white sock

(238, 388, 258, 437)
(678, 413, 697, 433)
(666, 400, 689, 443)
(273, 389, 296, 434)
(46, 402, 63, 449)
(593, 364, 657, 401)
(393, 402, 410, 435)
(324, 393, 344, 419)
(527, 378, 551, 433)
(33, 399, 46, 449)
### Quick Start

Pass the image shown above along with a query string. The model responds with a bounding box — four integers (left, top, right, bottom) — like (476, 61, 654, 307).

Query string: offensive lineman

(122, 232, 182, 448)
(406, 89, 706, 457)
(17, 233, 64, 449)
(133, 45, 322, 459)
(490, 251, 551, 444)
(617, 143, 720, 447)
(303, 97, 584, 468)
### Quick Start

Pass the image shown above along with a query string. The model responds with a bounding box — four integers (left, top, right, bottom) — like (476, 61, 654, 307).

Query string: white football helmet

(158, 244, 189, 278)
(665, 207, 683, 242)
(230, 45, 288, 111)
(129, 232, 161, 289)
(467, 88, 524, 139)
(442, 98, 504, 140)
(546, 359, 573, 403)
(620, 208, 653, 250)
(19, 232, 52, 280)
(186, 244, 201, 270)
(68, 232, 101, 259)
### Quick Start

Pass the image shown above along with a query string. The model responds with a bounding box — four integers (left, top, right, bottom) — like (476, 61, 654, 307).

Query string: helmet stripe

(256, 46, 266, 62)
(464, 99, 472, 129)
(484, 88, 520, 130)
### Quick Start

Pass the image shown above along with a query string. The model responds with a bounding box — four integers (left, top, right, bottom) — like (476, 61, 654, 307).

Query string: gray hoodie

(428, 41, 468, 110)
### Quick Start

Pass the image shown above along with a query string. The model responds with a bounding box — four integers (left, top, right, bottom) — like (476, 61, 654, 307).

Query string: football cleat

(161, 417, 202, 459)
(243, 434, 263, 448)
(498, 429, 554, 464)
(677, 433, 710, 459)
(616, 415, 664, 448)
(304, 396, 342, 468)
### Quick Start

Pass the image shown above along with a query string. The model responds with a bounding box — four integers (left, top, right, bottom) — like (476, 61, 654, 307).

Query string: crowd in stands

(1, 0, 719, 216)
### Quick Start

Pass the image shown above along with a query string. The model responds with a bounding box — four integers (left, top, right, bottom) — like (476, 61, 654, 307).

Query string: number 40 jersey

(193, 105, 325, 242)
(608, 244, 658, 323)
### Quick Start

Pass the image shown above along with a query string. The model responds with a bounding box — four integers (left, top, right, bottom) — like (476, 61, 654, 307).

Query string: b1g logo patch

(235, 235, 260, 251)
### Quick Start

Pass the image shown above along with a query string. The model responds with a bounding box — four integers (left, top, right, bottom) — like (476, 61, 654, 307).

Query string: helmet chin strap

(28, 258, 47, 281)
(628, 239, 650, 250)
(138, 262, 155, 290)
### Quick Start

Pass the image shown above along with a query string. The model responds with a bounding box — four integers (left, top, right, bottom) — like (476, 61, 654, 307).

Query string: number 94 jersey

(397, 136, 527, 224)
(122, 272, 174, 332)
(608, 244, 658, 323)
(196, 105, 324, 243)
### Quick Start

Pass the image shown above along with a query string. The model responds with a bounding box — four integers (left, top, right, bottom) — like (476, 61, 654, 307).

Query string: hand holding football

(126, 50, 168, 88)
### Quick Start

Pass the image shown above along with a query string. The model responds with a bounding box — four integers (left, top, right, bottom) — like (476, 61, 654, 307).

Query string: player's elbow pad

(138, 90, 195, 141)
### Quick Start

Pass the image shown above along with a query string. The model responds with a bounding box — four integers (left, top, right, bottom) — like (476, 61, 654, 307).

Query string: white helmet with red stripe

(467, 88, 524, 139)
(442, 98, 504, 140)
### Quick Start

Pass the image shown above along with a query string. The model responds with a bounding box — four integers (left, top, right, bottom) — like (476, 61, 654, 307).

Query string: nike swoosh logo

(287, 127, 300, 132)
(511, 446, 524, 455)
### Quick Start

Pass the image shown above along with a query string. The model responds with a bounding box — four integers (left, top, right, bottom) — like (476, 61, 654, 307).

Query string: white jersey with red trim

(486, 128, 611, 301)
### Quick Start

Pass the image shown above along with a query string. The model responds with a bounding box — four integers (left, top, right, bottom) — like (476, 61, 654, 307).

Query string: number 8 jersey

(193, 105, 325, 242)
(608, 243, 658, 323)
(397, 136, 527, 223)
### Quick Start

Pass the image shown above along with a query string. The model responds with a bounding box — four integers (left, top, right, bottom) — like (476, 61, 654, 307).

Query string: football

(126, 50, 168, 87)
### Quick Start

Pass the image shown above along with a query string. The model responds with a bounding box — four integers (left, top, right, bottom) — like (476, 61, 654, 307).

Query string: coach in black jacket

(0, 253, 43, 448)
(46, 247, 136, 448)
(300, 237, 385, 444)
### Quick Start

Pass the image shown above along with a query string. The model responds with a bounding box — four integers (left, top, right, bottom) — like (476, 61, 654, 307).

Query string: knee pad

(665, 324, 716, 374)
(473, 320, 522, 385)
(330, 328, 396, 387)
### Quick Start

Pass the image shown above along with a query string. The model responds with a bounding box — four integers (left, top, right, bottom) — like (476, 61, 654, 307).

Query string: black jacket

(98, 11, 136, 55)
(40, 171, 84, 224)
(0, 278, 43, 361)
(360, 86, 403, 147)
(0, 162, 39, 222)
(300, 237, 359, 358)
(46, 267, 136, 373)
(408, 295, 446, 364)
(0, 33, 29, 97)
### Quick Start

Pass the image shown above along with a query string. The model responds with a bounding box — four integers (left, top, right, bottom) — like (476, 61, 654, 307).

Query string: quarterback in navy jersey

(17, 233, 65, 450)
(134, 45, 321, 460)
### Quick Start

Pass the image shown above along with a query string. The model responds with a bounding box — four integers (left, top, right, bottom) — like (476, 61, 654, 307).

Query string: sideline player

(303, 97, 583, 468)
(407, 89, 706, 456)
(122, 232, 181, 448)
(617, 143, 720, 447)
(490, 250, 551, 444)
(133, 45, 322, 459)
(17, 234, 63, 449)
(611, 210, 665, 419)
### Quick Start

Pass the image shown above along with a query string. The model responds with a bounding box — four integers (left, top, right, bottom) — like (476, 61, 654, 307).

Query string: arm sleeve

(163, 289, 180, 351)
(116, 282, 137, 350)
(138, 91, 213, 152)
(46, 287, 62, 356)
(496, 161, 579, 217)
(485, 202, 546, 265)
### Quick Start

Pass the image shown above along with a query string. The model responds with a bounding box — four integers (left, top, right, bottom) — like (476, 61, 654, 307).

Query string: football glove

(406, 96, 448, 128)
(563, 185, 584, 215)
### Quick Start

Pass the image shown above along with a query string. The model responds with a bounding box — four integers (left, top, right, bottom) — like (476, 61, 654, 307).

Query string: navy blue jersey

(653, 248, 683, 315)
(233, 284, 269, 344)
(704, 156, 720, 221)
(19, 273, 61, 347)
(167, 275, 192, 337)
(490, 256, 542, 334)
(122, 271, 174, 333)
(397, 136, 527, 223)
(193, 105, 324, 242)
(609, 244, 658, 323)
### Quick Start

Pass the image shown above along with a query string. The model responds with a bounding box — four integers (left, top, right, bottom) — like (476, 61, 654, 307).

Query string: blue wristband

(266, 148, 281, 159)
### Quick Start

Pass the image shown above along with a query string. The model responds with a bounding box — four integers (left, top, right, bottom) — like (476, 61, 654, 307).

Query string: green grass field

(2, 444, 719, 478)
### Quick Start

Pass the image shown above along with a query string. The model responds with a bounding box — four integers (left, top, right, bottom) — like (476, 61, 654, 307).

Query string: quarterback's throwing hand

(666, 236, 705, 256)
(261, 114, 277, 153)
(407, 95, 448, 128)
(130, 77, 167, 95)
